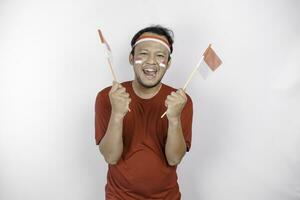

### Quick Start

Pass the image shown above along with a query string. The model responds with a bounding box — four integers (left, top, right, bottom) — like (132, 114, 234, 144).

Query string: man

(95, 25, 193, 200)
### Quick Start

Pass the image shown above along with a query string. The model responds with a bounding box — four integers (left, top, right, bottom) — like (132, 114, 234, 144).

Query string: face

(130, 33, 171, 88)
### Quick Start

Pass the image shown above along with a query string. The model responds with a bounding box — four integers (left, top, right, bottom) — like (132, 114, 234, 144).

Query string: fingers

(115, 87, 126, 94)
(166, 94, 177, 101)
(109, 82, 132, 115)
(110, 82, 128, 95)
(167, 90, 186, 101)
(165, 94, 177, 107)
(111, 82, 130, 104)
(119, 92, 130, 98)
(177, 89, 187, 99)
(165, 89, 187, 108)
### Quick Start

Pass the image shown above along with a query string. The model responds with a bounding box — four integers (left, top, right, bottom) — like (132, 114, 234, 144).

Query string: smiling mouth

(143, 68, 157, 79)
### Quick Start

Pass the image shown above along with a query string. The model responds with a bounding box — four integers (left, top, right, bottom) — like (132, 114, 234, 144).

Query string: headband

(133, 36, 171, 52)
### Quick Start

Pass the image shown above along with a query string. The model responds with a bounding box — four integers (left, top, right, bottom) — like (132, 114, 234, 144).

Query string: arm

(98, 81, 131, 165)
(165, 116, 187, 166)
(99, 112, 124, 165)
(164, 89, 188, 166)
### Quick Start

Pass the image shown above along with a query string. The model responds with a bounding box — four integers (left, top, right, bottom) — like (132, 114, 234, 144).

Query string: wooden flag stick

(107, 58, 118, 82)
(160, 55, 206, 118)
(182, 56, 204, 90)
(97, 29, 131, 112)
(106, 56, 131, 111)
(105, 57, 131, 112)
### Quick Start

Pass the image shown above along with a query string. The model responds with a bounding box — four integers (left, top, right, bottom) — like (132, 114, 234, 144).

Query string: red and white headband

(133, 35, 171, 52)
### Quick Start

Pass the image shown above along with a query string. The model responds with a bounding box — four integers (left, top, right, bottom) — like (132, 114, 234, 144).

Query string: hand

(165, 89, 187, 120)
(109, 81, 131, 118)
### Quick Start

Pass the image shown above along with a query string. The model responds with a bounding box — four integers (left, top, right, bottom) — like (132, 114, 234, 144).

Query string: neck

(132, 80, 162, 99)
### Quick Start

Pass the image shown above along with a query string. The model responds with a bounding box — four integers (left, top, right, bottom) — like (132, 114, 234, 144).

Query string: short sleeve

(180, 95, 193, 152)
(95, 89, 111, 145)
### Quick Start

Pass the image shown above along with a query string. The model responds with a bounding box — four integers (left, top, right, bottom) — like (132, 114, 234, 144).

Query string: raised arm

(99, 82, 131, 165)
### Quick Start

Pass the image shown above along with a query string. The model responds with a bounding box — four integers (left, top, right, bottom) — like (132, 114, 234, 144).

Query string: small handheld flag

(198, 44, 222, 80)
(161, 44, 222, 118)
(97, 29, 117, 81)
(97, 29, 131, 112)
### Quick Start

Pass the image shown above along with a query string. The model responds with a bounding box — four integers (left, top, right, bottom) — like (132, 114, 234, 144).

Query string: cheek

(159, 63, 167, 68)
(134, 60, 143, 64)
(133, 57, 147, 66)
(157, 56, 168, 66)
(134, 54, 147, 62)
(133, 65, 142, 74)
(157, 67, 167, 77)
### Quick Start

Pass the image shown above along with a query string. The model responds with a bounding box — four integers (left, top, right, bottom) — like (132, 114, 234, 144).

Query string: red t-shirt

(95, 81, 193, 200)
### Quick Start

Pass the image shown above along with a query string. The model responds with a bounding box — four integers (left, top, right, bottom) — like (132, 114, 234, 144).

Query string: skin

(99, 32, 187, 166)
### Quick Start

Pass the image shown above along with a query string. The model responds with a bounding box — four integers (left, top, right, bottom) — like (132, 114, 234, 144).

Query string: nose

(145, 53, 156, 65)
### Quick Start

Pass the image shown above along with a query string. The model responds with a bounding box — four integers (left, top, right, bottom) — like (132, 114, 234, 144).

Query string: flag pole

(160, 44, 212, 118)
(107, 58, 118, 82)
(97, 29, 131, 112)
(160, 56, 204, 118)
(182, 56, 204, 90)
(97, 29, 118, 82)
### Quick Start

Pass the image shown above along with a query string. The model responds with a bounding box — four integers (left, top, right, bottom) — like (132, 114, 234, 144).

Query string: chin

(137, 77, 162, 88)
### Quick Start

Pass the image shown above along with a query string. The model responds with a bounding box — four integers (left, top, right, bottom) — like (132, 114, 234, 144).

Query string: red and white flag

(97, 29, 117, 81)
(197, 44, 222, 79)
(161, 44, 223, 118)
(97, 29, 113, 61)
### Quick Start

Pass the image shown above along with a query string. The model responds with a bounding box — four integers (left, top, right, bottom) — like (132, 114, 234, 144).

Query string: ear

(129, 53, 134, 65)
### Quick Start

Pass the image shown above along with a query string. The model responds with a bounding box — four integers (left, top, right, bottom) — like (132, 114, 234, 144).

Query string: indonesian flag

(97, 29, 113, 61)
(97, 29, 118, 81)
(197, 44, 222, 79)
(161, 43, 223, 118)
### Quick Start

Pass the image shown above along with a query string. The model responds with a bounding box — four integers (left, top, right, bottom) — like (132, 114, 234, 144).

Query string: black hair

(130, 25, 174, 60)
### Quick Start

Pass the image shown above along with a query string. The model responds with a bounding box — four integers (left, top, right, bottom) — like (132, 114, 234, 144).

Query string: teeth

(143, 68, 157, 77)
(144, 68, 156, 72)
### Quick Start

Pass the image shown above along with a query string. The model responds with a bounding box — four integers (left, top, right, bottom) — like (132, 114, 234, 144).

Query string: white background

(0, 0, 299, 199)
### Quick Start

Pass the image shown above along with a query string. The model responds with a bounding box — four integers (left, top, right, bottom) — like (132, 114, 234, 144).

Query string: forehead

(134, 33, 169, 53)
